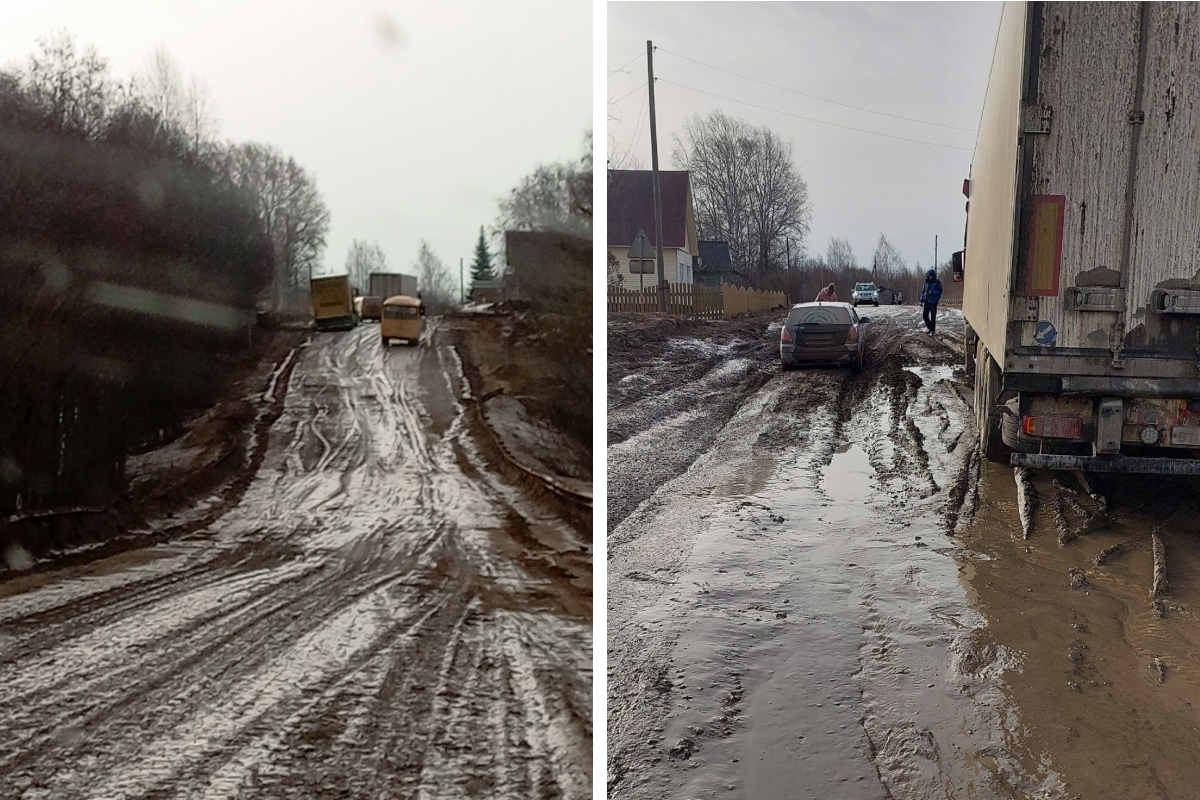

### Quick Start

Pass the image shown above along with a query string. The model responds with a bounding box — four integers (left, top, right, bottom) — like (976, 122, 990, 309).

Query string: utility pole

(460, 257, 464, 302)
(934, 235, 938, 273)
(786, 238, 791, 270)
(647, 40, 667, 312)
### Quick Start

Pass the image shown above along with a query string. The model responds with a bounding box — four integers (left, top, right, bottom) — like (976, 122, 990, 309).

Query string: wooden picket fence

(608, 282, 787, 320)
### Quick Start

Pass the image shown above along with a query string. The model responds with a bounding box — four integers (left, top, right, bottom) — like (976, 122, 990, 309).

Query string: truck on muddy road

(368, 272, 418, 301)
(310, 274, 359, 331)
(961, 1, 1200, 475)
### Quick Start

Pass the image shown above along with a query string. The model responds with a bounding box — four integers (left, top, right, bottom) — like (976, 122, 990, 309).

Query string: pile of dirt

(441, 306, 592, 527)
(0, 327, 306, 574)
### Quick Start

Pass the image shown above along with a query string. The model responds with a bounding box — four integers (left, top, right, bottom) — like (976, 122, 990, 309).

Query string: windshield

(855, 284, 876, 291)
(787, 306, 853, 325)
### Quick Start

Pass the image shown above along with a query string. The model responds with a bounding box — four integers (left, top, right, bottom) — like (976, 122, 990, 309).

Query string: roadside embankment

(442, 305, 592, 531)
(0, 326, 306, 573)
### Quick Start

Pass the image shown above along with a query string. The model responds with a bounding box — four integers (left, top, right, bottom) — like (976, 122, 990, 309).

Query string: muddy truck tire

(974, 341, 1009, 463)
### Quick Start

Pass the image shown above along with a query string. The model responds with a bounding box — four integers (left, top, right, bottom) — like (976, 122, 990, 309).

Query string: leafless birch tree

(673, 110, 811, 274)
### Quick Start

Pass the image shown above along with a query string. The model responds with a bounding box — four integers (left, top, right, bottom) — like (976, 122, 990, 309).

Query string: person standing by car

(920, 269, 943, 334)
(815, 283, 838, 303)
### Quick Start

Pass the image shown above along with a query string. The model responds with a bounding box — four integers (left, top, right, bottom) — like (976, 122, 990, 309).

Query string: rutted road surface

(608, 305, 1200, 800)
(0, 324, 591, 800)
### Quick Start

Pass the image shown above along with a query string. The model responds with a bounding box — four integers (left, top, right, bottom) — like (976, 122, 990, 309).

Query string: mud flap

(1011, 453, 1200, 474)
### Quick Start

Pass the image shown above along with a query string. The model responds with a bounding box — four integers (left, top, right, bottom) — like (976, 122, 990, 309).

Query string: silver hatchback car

(779, 302, 870, 371)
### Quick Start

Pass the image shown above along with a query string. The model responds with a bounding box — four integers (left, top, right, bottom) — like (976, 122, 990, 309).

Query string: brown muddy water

(608, 306, 1200, 800)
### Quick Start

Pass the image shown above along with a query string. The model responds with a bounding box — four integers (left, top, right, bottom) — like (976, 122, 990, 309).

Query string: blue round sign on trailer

(1034, 320, 1057, 346)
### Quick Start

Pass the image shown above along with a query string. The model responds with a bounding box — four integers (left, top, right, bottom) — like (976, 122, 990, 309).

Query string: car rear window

(787, 306, 852, 325)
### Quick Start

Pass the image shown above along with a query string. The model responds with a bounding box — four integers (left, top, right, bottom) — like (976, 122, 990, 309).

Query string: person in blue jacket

(919, 269, 943, 335)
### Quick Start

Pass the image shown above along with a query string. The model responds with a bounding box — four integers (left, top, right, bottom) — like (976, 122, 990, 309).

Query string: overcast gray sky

(3, 0, 591, 283)
(608, 1, 1002, 271)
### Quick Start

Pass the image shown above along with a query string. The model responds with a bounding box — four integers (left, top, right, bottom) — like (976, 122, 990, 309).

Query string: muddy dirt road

(608, 305, 1200, 800)
(0, 323, 591, 799)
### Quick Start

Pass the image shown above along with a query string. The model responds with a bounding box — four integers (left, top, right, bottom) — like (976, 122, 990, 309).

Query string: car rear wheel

(780, 359, 795, 371)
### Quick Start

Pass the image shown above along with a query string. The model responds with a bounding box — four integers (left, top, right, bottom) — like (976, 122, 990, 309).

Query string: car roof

(383, 295, 422, 306)
(790, 301, 854, 310)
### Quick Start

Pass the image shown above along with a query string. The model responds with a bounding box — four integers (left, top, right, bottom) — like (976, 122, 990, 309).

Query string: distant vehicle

(962, 2, 1200, 473)
(369, 272, 418, 302)
(310, 275, 358, 331)
(877, 287, 903, 305)
(354, 295, 383, 321)
(851, 283, 879, 307)
(779, 302, 870, 372)
(380, 295, 424, 346)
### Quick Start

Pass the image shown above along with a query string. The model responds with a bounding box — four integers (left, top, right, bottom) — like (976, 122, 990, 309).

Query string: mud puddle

(958, 465, 1200, 799)
(608, 308, 1094, 800)
(609, 324, 1067, 800)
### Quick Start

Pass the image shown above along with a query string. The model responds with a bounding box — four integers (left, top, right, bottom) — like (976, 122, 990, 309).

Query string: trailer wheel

(975, 343, 1009, 463)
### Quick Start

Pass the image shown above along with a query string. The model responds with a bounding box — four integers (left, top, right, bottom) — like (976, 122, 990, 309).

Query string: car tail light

(1022, 415, 1083, 439)
(846, 326, 858, 342)
(781, 326, 792, 343)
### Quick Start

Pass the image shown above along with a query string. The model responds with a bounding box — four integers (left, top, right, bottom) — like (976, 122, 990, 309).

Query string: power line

(655, 45, 977, 133)
(630, 84, 650, 158)
(658, 78, 974, 152)
(608, 50, 643, 76)
(609, 80, 647, 107)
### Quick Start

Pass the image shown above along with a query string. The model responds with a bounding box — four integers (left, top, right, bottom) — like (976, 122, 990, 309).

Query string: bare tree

(607, 249, 625, 287)
(414, 241, 455, 314)
(496, 131, 593, 243)
(140, 48, 217, 154)
(22, 30, 115, 138)
(873, 234, 907, 285)
(673, 110, 811, 275)
(345, 240, 387, 293)
(826, 238, 856, 273)
(218, 142, 331, 308)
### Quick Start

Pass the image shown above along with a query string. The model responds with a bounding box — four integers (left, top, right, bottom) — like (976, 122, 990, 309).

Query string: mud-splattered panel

(1124, 3, 1200, 355)
(1017, 2, 1140, 351)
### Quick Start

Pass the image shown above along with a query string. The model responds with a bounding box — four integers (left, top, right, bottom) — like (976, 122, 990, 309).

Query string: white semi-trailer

(959, 2, 1200, 474)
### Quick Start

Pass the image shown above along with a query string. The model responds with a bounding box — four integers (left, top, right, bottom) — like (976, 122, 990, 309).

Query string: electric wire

(608, 50, 644, 76)
(655, 45, 976, 133)
(609, 80, 648, 107)
(659, 78, 974, 152)
(630, 84, 650, 159)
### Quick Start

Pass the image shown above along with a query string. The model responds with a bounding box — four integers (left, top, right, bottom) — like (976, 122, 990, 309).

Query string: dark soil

(0, 328, 306, 574)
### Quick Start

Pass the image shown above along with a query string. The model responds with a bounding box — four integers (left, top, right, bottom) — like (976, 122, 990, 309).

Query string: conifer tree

(470, 226, 494, 282)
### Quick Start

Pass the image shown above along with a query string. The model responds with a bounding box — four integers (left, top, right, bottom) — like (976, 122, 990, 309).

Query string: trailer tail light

(1022, 415, 1083, 439)
(846, 326, 858, 343)
(781, 326, 792, 343)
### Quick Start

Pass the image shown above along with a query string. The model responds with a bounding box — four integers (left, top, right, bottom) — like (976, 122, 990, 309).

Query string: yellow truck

(310, 275, 358, 331)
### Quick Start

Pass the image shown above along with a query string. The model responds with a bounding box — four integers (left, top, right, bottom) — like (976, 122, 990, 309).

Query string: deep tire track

(0, 324, 590, 800)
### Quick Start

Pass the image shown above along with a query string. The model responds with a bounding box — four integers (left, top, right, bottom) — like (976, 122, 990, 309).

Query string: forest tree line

(0, 31, 329, 517)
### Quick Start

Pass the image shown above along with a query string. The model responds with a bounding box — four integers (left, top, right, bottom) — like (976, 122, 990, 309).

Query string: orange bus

(380, 295, 424, 346)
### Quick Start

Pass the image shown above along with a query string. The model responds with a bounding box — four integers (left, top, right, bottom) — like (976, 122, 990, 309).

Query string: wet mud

(609, 304, 1200, 800)
(0, 323, 591, 799)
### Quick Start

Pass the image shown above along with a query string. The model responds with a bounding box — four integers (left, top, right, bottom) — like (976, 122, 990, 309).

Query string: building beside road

(607, 169, 698, 286)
